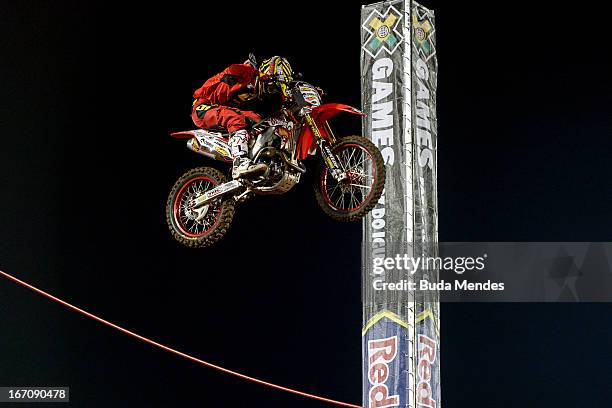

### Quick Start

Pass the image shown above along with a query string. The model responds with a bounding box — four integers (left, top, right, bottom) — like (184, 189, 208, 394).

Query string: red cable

(0, 269, 362, 408)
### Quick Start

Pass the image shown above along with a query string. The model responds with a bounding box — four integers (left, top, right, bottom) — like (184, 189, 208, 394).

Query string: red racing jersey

(193, 63, 259, 107)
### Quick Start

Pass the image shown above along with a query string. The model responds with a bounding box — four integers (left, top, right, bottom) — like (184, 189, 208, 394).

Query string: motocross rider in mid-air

(167, 54, 387, 248)
(191, 55, 293, 179)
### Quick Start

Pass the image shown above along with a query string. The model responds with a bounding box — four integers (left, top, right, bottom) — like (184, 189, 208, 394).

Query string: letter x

(367, 14, 399, 53)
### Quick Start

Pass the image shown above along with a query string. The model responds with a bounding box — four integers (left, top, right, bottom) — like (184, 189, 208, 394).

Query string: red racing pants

(191, 104, 261, 134)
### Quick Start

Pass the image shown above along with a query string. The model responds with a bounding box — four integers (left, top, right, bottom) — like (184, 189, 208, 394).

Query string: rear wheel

(314, 135, 385, 221)
(166, 167, 235, 248)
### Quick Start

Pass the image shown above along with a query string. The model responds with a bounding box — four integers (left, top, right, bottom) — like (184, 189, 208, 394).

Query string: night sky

(1, 1, 611, 407)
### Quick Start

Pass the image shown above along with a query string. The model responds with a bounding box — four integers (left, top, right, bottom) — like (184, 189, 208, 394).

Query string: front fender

(311, 103, 365, 122)
(297, 103, 365, 160)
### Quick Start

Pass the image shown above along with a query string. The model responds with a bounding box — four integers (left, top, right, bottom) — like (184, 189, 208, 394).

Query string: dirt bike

(166, 78, 386, 248)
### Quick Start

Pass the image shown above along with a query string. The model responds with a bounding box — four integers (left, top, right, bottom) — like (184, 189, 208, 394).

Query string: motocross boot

(229, 129, 267, 179)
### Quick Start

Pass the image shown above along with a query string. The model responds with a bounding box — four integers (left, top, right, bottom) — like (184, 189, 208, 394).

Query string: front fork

(304, 113, 347, 182)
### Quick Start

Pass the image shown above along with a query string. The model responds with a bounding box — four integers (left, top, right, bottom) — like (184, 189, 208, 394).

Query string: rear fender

(170, 130, 197, 139)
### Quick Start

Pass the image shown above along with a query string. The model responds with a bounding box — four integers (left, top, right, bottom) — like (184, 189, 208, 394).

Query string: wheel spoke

(349, 183, 372, 190)
(329, 183, 341, 199)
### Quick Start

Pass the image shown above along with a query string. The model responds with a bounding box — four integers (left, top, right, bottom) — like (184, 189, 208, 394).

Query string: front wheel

(166, 167, 235, 248)
(314, 135, 386, 222)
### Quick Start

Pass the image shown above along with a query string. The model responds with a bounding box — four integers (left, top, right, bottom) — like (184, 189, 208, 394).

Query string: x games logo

(362, 6, 403, 58)
(413, 7, 436, 62)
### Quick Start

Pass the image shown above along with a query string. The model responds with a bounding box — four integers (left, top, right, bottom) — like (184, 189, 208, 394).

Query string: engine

(250, 146, 301, 195)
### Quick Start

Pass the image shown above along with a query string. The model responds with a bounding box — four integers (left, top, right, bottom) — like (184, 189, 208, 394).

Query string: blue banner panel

(363, 312, 408, 408)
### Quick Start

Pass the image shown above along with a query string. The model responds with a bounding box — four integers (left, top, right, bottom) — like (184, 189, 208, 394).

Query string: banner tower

(361, 2, 440, 408)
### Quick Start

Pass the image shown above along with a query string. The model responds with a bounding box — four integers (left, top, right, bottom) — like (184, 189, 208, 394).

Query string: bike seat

(204, 126, 228, 134)
(204, 119, 257, 134)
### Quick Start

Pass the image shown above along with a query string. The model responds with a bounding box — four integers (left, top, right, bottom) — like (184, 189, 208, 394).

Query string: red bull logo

(367, 336, 400, 408)
(416, 334, 437, 408)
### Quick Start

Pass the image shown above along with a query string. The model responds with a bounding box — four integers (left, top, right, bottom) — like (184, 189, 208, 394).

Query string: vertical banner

(411, 4, 440, 408)
(361, 1, 412, 406)
(361, 1, 439, 407)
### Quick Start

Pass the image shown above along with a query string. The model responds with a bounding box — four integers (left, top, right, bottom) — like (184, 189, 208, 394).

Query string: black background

(1, 1, 611, 407)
